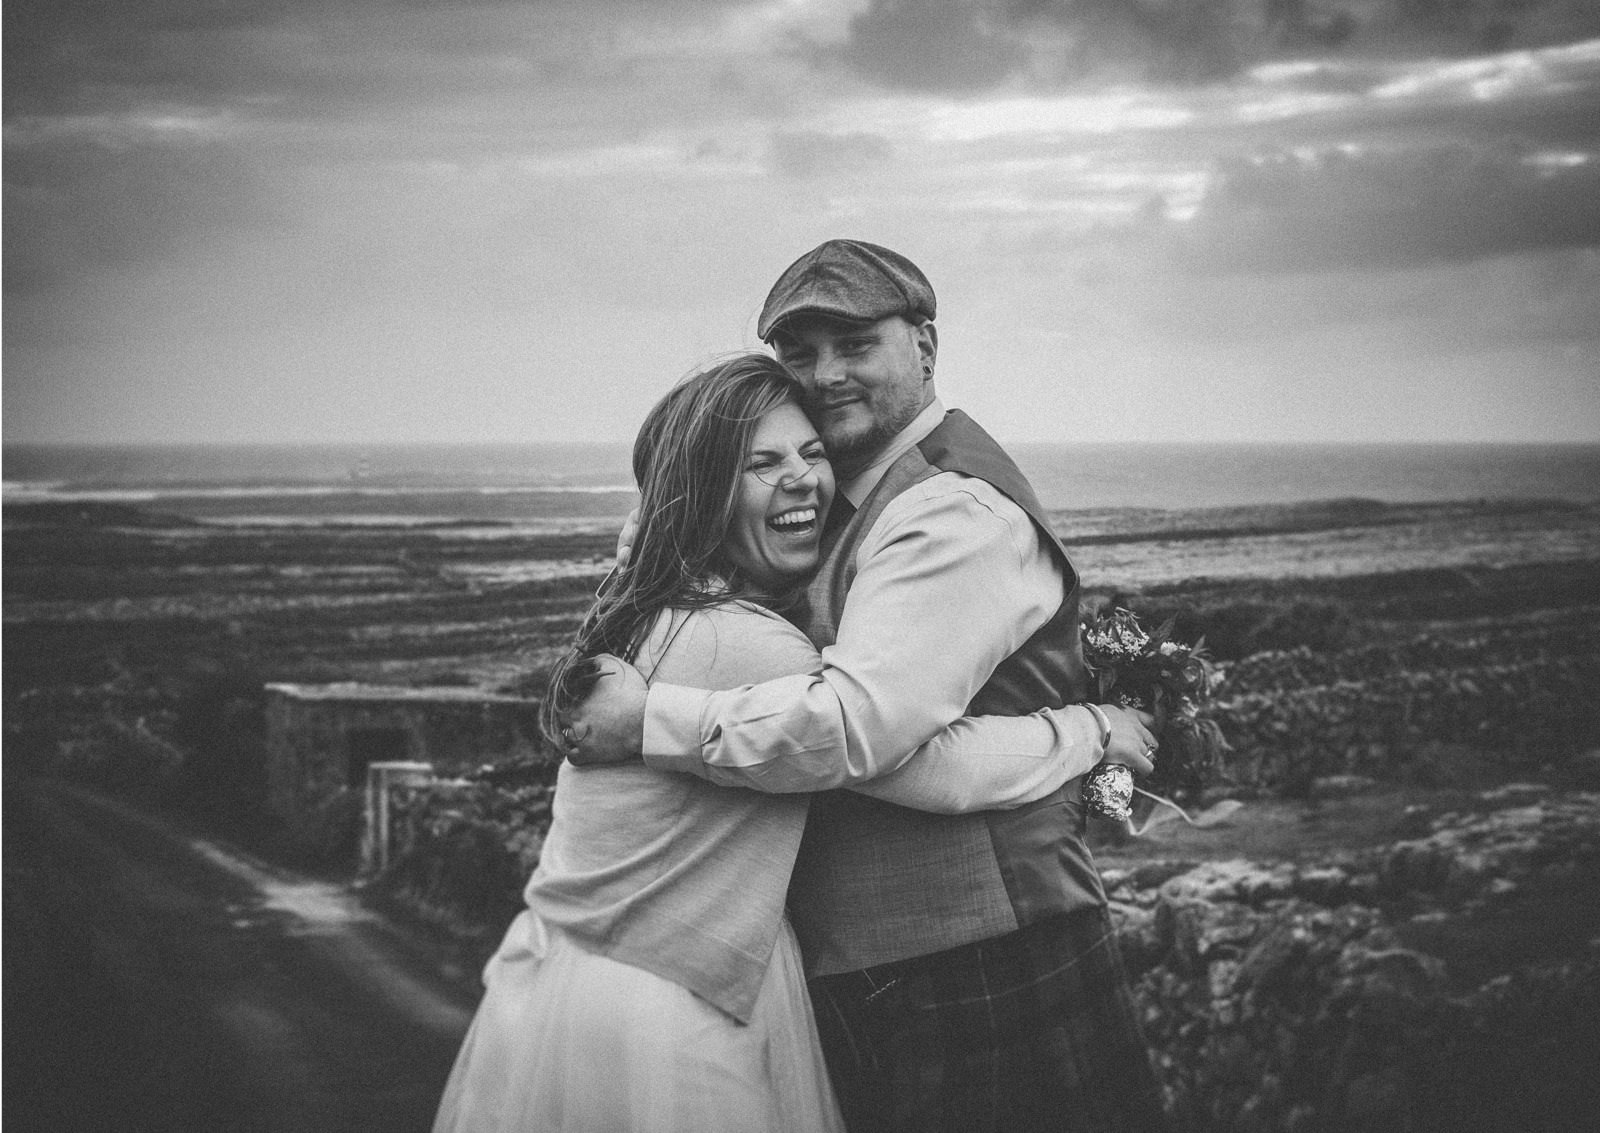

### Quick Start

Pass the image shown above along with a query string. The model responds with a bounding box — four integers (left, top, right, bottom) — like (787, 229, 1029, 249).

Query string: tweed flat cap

(757, 239, 936, 341)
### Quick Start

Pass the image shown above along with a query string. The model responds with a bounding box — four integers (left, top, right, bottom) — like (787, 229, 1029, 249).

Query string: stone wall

(263, 683, 544, 857)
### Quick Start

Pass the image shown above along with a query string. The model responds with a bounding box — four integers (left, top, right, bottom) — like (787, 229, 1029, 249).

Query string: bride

(432, 354, 1077, 1132)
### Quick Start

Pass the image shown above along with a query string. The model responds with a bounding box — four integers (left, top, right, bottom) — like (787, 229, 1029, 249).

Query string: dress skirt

(432, 910, 844, 1133)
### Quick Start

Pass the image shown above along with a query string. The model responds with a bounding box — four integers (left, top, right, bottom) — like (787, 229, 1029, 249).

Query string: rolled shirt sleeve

(850, 704, 1103, 813)
(643, 473, 1094, 799)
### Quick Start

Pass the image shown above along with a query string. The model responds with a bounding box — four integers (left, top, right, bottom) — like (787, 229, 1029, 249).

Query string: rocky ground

(1091, 784, 1600, 1131)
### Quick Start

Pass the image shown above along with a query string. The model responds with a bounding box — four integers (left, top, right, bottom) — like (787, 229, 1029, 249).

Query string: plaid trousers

(808, 908, 1168, 1133)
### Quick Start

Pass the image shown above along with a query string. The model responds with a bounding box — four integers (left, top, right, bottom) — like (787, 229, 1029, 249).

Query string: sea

(5, 442, 1599, 530)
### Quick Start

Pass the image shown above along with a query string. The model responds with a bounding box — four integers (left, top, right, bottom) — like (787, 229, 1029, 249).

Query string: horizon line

(7, 437, 1600, 450)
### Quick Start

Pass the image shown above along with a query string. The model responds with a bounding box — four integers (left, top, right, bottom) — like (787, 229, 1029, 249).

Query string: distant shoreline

(6, 440, 1598, 518)
(8, 439, 1599, 454)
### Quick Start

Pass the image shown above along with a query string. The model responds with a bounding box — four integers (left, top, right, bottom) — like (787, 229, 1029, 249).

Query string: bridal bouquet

(1080, 607, 1227, 822)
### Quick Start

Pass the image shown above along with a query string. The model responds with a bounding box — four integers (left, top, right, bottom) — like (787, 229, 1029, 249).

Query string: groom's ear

(914, 320, 938, 378)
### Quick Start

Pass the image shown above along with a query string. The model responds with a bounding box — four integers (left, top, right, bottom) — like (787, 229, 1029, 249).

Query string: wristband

(1083, 702, 1112, 752)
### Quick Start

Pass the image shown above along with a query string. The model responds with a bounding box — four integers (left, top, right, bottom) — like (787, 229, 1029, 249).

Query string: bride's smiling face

(724, 401, 834, 592)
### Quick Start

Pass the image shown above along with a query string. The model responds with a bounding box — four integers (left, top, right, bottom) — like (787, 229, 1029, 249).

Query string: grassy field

(7, 494, 1600, 1131)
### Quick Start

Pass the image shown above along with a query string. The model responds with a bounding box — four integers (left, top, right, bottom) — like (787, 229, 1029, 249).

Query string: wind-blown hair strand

(538, 353, 804, 748)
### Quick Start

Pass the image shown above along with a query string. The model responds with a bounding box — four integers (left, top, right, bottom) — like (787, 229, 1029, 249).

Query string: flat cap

(757, 239, 936, 341)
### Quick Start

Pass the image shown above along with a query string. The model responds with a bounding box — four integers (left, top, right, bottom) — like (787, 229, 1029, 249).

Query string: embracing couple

(433, 240, 1168, 1132)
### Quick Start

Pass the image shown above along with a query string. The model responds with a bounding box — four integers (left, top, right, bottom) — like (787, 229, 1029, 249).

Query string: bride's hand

(615, 508, 640, 569)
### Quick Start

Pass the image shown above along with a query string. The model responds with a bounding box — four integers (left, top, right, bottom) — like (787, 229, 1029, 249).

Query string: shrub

(1207, 635, 1600, 794)
(51, 716, 186, 804)
(1107, 595, 1358, 663)
(377, 780, 556, 939)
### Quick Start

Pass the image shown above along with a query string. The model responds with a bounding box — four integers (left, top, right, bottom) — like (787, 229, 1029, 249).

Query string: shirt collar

(839, 397, 947, 508)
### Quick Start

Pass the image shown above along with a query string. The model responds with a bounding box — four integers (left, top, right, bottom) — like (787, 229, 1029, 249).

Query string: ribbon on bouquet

(1084, 762, 1242, 836)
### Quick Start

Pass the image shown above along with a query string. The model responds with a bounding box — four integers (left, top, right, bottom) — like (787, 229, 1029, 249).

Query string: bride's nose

(774, 453, 822, 491)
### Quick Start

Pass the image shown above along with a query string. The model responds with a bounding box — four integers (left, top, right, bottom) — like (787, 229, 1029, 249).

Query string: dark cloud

(805, 0, 1270, 92)
(3, 0, 294, 113)
(1248, 38, 1600, 156)
(1032, 0, 1253, 84)
(3, 136, 284, 293)
(2, 4, 309, 294)
(1041, 37, 1600, 276)
(1175, 142, 1600, 275)
(809, 0, 1600, 94)
(827, 0, 1023, 92)
(2, 0, 776, 304)
(3, 0, 732, 119)
(793, 0, 1104, 92)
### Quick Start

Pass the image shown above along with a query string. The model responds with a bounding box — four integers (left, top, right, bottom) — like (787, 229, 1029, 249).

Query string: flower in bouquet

(1080, 607, 1227, 822)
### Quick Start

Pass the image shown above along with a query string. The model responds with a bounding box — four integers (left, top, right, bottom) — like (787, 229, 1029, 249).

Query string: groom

(567, 239, 1166, 1132)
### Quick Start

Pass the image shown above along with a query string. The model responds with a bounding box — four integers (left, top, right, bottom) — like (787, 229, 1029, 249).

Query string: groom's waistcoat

(788, 410, 1107, 976)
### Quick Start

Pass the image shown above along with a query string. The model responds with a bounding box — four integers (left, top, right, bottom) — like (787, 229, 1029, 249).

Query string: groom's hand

(561, 654, 647, 765)
(1101, 706, 1159, 777)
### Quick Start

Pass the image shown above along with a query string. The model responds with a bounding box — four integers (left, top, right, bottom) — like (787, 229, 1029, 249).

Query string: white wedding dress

(432, 602, 845, 1133)
(432, 908, 841, 1132)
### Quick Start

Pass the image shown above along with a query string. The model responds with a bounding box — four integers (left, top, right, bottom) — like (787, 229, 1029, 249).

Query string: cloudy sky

(6, 0, 1600, 446)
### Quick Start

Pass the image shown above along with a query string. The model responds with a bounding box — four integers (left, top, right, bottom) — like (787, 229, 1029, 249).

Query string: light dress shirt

(643, 399, 1104, 797)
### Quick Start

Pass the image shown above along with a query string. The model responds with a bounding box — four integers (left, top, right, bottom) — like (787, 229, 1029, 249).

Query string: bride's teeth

(771, 508, 816, 528)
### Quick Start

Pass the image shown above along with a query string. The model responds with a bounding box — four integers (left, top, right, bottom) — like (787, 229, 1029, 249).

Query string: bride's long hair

(538, 353, 806, 748)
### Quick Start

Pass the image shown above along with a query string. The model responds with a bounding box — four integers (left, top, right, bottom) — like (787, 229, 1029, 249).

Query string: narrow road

(5, 779, 479, 1133)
